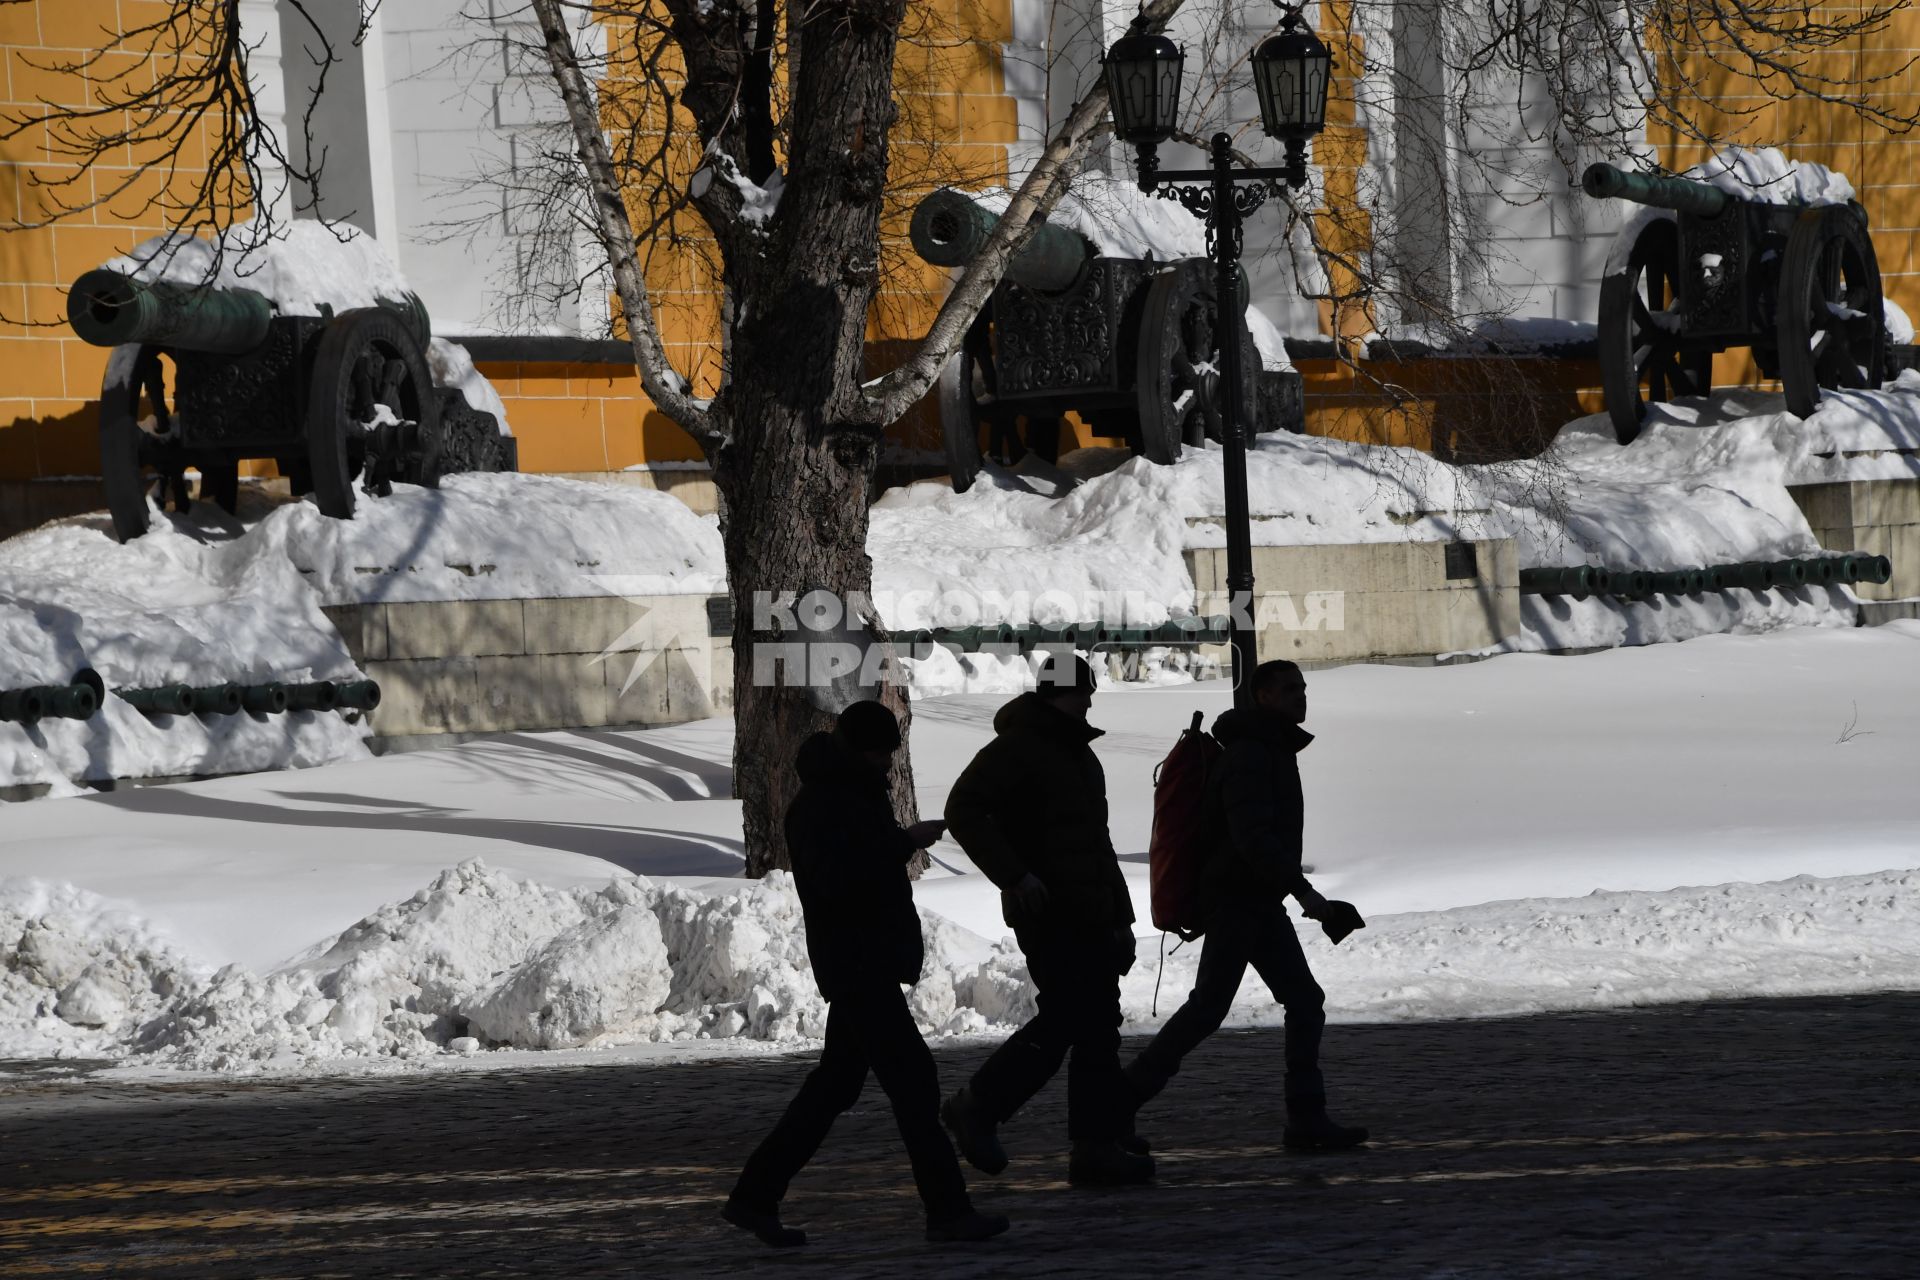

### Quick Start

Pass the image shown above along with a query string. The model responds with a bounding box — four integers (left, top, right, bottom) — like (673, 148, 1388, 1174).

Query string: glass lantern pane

(1155, 59, 1182, 129)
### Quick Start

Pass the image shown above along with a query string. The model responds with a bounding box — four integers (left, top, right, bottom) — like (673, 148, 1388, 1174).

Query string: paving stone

(1, 993, 1916, 1277)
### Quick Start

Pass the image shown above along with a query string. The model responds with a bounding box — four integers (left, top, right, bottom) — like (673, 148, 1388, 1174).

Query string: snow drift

(8, 859, 1920, 1074)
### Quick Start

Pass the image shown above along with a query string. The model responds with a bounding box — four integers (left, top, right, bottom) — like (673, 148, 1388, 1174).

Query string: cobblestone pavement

(2, 993, 1917, 1279)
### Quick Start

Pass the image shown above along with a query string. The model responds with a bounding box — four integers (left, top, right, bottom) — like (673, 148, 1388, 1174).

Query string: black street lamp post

(1105, 5, 1331, 709)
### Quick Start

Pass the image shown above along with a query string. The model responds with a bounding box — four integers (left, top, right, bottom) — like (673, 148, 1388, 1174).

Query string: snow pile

(1498, 384, 1920, 649)
(873, 375, 1919, 649)
(1685, 146, 1856, 207)
(0, 512, 370, 792)
(0, 471, 723, 788)
(105, 219, 416, 319)
(10, 858, 1918, 1072)
(870, 433, 1487, 629)
(0, 860, 999, 1070)
(244, 471, 725, 604)
(428, 338, 513, 436)
(1130, 869, 1920, 1028)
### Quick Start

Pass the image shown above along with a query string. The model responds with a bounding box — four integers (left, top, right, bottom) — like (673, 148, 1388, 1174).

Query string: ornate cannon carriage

(910, 189, 1304, 492)
(1583, 163, 1887, 444)
(67, 268, 516, 542)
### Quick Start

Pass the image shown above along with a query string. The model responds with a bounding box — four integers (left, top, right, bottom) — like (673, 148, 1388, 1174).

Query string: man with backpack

(1128, 658, 1370, 1152)
(724, 700, 1009, 1248)
(938, 652, 1153, 1187)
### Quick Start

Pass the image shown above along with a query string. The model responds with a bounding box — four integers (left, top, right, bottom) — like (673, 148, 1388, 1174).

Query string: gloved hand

(1003, 873, 1050, 920)
(905, 818, 946, 849)
(1112, 926, 1138, 975)
(1315, 900, 1366, 945)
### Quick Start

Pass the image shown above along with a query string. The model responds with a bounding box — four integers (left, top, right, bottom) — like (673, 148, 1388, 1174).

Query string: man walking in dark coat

(939, 653, 1152, 1187)
(1125, 659, 1369, 1151)
(725, 701, 1008, 1248)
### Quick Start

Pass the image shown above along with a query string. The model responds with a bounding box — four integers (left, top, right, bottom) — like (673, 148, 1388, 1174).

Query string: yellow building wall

(1, 0, 210, 481)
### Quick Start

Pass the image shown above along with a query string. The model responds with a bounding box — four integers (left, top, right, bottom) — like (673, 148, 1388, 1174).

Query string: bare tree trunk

(716, 0, 910, 874)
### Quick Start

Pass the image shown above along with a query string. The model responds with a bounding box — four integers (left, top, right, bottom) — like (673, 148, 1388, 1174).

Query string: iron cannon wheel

(1596, 218, 1712, 445)
(98, 343, 199, 542)
(1136, 262, 1264, 461)
(303, 307, 437, 519)
(1136, 263, 1216, 461)
(939, 317, 1012, 494)
(1777, 203, 1884, 420)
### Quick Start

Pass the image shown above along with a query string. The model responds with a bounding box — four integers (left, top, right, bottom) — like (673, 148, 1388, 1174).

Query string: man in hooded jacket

(937, 653, 1153, 1187)
(1123, 658, 1369, 1151)
(725, 700, 1008, 1248)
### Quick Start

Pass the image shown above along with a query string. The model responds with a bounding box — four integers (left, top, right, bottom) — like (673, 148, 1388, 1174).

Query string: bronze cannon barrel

(1581, 163, 1732, 219)
(68, 268, 432, 355)
(909, 188, 1093, 293)
(67, 268, 274, 353)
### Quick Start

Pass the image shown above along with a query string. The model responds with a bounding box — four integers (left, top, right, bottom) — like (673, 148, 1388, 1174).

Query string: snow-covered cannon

(68, 268, 516, 543)
(1584, 162, 1886, 443)
(910, 188, 1304, 492)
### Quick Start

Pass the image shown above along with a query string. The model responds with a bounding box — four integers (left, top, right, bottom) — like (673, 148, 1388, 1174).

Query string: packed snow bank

(872, 377, 1919, 647)
(9, 859, 1919, 1071)
(870, 432, 1492, 629)
(246, 471, 725, 604)
(0, 473, 723, 789)
(0, 511, 370, 792)
(1498, 383, 1920, 649)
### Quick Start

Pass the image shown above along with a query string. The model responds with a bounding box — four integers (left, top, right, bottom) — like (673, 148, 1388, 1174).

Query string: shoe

(722, 1198, 807, 1247)
(926, 1207, 1011, 1243)
(1118, 1132, 1152, 1156)
(1282, 1108, 1370, 1152)
(1067, 1139, 1155, 1187)
(942, 1087, 1009, 1176)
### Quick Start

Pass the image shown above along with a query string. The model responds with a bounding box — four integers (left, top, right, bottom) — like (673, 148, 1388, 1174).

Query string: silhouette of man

(725, 700, 1008, 1247)
(1125, 659, 1369, 1151)
(939, 652, 1153, 1187)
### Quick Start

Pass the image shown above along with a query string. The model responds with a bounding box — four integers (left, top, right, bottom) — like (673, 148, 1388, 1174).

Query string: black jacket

(1199, 706, 1315, 915)
(784, 731, 923, 1001)
(944, 691, 1135, 930)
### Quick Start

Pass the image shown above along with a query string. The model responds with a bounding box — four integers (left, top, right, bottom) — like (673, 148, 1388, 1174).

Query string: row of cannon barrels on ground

(0, 671, 379, 727)
(1520, 555, 1893, 599)
(878, 617, 1233, 653)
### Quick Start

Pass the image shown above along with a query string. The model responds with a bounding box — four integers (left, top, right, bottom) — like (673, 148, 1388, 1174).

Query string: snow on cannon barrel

(1585, 151, 1887, 444)
(911, 184, 1301, 493)
(67, 254, 513, 544)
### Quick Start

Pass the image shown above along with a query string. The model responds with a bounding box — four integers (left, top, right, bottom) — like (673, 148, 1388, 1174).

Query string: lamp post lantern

(1104, 4, 1332, 709)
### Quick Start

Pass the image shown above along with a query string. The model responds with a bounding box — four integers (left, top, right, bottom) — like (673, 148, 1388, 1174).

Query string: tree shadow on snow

(89, 786, 746, 878)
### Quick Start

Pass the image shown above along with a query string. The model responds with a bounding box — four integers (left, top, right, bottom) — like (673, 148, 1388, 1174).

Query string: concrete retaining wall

(323, 594, 733, 739)
(1791, 479, 1920, 601)
(1186, 538, 1522, 663)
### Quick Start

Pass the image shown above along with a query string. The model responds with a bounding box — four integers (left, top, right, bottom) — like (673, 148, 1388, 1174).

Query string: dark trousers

(732, 980, 969, 1219)
(968, 922, 1126, 1142)
(1127, 898, 1327, 1110)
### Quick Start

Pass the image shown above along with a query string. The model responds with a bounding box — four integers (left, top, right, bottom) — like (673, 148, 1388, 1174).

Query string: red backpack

(1148, 710, 1223, 940)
